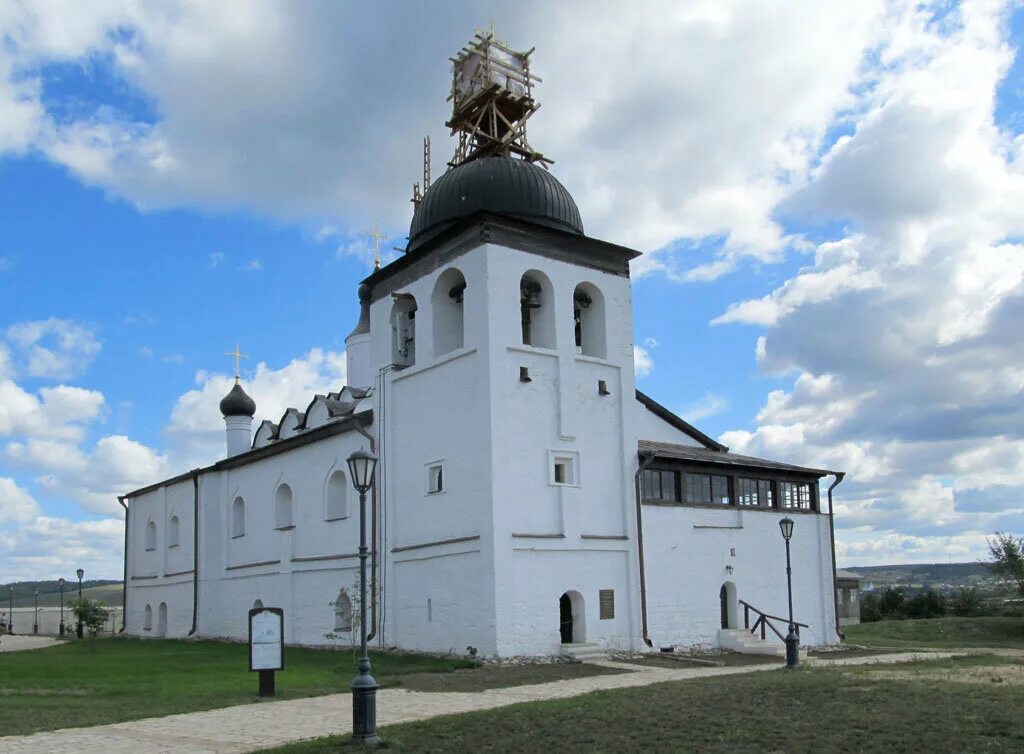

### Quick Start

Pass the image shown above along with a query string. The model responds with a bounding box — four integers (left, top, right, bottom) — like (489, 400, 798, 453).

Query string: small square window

(550, 452, 578, 487)
(428, 464, 444, 494)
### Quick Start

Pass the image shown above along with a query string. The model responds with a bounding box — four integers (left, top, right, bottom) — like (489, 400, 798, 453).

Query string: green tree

(951, 586, 982, 617)
(70, 598, 110, 642)
(878, 587, 907, 619)
(987, 532, 1024, 600)
(906, 589, 946, 619)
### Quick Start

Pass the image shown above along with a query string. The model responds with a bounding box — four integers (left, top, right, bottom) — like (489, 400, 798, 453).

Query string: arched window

(231, 497, 246, 538)
(390, 294, 417, 368)
(145, 520, 157, 551)
(143, 604, 152, 631)
(157, 602, 168, 637)
(573, 282, 606, 358)
(326, 469, 349, 520)
(253, 599, 264, 610)
(334, 589, 353, 632)
(275, 483, 294, 529)
(432, 267, 466, 357)
(520, 271, 555, 349)
(168, 515, 180, 548)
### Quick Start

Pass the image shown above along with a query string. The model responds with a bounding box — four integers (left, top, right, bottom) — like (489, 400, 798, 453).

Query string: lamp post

(33, 589, 39, 635)
(779, 517, 799, 668)
(58, 577, 66, 636)
(7, 585, 13, 635)
(76, 568, 84, 639)
(346, 448, 380, 746)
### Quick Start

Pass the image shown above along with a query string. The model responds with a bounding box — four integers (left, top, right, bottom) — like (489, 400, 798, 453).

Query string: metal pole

(784, 537, 799, 668)
(77, 575, 83, 639)
(350, 488, 380, 745)
(7, 587, 12, 634)
(59, 583, 65, 636)
(33, 590, 38, 635)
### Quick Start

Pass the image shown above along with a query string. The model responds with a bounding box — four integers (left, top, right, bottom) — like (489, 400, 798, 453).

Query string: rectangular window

(780, 481, 813, 510)
(641, 469, 678, 502)
(737, 478, 773, 507)
(550, 452, 579, 486)
(428, 465, 444, 494)
(684, 473, 729, 505)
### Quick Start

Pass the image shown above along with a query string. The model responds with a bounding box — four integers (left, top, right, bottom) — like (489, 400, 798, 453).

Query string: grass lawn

(0, 637, 473, 736)
(264, 655, 1024, 753)
(845, 616, 1024, 648)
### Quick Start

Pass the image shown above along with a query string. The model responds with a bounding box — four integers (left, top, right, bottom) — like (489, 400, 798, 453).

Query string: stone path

(0, 635, 65, 653)
(0, 652, 958, 753)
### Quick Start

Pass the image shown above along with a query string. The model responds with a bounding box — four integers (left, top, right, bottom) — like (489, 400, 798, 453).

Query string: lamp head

(779, 517, 795, 542)
(76, 568, 84, 581)
(346, 448, 378, 494)
(58, 577, 65, 587)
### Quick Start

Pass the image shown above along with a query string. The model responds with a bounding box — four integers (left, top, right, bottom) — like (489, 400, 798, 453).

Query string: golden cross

(226, 343, 248, 383)
(365, 222, 388, 271)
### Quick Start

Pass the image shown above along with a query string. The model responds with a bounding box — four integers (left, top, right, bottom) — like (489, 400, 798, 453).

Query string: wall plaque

(599, 589, 615, 620)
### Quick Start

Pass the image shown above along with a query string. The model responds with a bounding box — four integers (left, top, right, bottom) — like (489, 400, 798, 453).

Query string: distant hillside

(2, 580, 123, 608)
(845, 562, 993, 589)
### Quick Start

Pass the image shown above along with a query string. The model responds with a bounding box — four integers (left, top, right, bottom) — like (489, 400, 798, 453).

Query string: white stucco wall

(642, 504, 838, 648)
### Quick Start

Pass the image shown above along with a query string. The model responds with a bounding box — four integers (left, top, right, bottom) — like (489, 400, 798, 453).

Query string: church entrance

(559, 591, 584, 644)
(720, 585, 729, 629)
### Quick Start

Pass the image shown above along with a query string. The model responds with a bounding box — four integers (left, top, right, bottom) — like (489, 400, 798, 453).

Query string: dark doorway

(720, 585, 729, 629)
(559, 593, 573, 643)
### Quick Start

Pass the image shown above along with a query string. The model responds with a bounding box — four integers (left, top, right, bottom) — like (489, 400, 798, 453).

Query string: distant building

(836, 569, 862, 626)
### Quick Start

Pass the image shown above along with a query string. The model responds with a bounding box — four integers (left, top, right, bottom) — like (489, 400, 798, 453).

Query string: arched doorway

(720, 582, 737, 629)
(559, 591, 585, 644)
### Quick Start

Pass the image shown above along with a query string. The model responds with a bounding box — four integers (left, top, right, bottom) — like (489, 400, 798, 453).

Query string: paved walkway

(0, 652, 956, 753)
(0, 635, 65, 653)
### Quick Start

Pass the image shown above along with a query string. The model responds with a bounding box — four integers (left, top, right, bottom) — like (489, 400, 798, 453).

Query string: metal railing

(739, 599, 808, 642)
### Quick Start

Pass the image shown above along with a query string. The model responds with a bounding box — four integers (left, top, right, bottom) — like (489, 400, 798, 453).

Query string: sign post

(248, 607, 284, 698)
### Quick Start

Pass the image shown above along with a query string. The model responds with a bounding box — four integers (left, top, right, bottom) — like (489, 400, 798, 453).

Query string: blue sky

(2, 0, 1024, 579)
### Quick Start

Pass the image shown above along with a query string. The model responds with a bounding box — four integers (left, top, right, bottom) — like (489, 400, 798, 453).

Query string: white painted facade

(123, 217, 841, 656)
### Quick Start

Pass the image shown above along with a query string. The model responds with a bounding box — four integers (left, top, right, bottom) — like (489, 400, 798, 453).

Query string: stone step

(718, 628, 806, 658)
(562, 642, 605, 660)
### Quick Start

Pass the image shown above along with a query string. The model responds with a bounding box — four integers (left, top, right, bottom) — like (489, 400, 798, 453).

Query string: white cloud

(0, 477, 40, 524)
(680, 392, 728, 423)
(208, 251, 224, 268)
(633, 344, 653, 377)
(241, 258, 262, 272)
(0, 380, 105, 442)
(5, 318, 101, 379)
(714, 3, 1024, 561)
(0, 515, 125, 581)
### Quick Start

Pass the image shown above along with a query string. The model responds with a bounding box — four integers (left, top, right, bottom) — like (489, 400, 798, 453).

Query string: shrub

(951, 587, 982, 617)
(879, 587, 907, 619)
(906, 589, 947, 619)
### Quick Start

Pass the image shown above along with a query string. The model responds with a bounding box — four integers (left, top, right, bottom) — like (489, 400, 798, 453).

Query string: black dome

(408, 156, 583, 251)
(220, 382, 256, 417)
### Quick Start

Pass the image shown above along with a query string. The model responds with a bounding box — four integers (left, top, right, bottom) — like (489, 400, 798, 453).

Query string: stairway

(561, 642, 605, 661)
(718, 628, 806, 659)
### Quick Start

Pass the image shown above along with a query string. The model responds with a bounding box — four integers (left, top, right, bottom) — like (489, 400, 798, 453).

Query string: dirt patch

(857, 662, 1024, 687)
(394, 662, 630, 692)
(0, 687, 88, 696)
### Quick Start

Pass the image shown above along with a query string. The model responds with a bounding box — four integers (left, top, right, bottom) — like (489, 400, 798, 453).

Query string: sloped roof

(638, 439, 833, 477)
(635, 390, 727, 451)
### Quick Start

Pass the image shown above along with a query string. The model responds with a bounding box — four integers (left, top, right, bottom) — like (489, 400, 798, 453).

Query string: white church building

(121, 31, 844, 658)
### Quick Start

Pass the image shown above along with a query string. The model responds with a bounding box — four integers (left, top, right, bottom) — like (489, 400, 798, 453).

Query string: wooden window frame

(639, 461, 820, 513)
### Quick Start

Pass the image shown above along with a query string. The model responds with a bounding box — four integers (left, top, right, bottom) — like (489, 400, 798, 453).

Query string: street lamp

(7, 585, 13, 635)
(33, 589, 39, 635)
(346, 448, 380, 746)
(779, 517, 799, 668)
(76, 568, 84, 639)
(58, 577, 66, 636)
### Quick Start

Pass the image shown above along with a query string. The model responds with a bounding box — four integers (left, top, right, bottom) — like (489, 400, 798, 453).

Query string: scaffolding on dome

(445, 28, 548, 168)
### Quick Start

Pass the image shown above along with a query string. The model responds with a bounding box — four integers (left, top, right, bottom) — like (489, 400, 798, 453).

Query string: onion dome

(407, 155, 583, 252)
(219, 381, 256, 417)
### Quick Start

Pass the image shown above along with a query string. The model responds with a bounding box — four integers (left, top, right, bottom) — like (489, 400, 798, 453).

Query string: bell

(521, 281, 542, 309)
